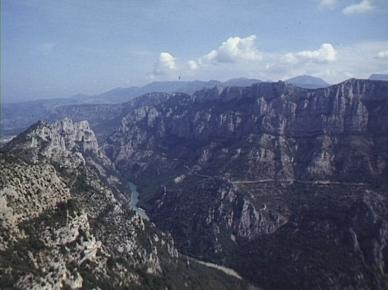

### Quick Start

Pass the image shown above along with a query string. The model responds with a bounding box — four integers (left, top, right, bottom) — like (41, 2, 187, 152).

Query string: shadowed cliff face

(104, 79, 388, 290)
(106, 79, 388, 184)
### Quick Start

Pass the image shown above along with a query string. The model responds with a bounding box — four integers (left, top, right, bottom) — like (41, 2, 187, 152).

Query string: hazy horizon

(0, 75, 381, 104)
(1, 0, 388, 103)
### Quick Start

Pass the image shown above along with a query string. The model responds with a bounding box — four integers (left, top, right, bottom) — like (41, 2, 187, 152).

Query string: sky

(1, 0, 388, 103)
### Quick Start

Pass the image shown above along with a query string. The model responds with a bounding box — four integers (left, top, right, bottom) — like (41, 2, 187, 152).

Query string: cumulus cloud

(272, 41, 388, 83)
(188, 60, 199, 70)
(148, 39, 388, 85)
(282, 43, 337, 64)
(152, 52, 177, 76)
(376, 50, 388, 59)
(189, 35, 262, 70)
(320, 0, 337, 8)
(342, 0, 374, 15)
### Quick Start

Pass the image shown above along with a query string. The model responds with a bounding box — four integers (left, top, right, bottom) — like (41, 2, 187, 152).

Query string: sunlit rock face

(4, 118, 100, 166)
(0, 119, 168, 289)
(1, 119, 251, 290)
(104, 79, 388, 290)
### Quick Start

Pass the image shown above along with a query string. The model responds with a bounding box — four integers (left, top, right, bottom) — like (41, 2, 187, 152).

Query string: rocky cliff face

(104, 79, 388, 289)
(106, 79, 388, 183)
(47, 104, 126, 144)
(5, 118, 102, 166)
(0, 119, 252, 290)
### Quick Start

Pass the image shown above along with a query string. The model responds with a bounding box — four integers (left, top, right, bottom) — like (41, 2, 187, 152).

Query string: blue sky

(1, 0, 388, 102)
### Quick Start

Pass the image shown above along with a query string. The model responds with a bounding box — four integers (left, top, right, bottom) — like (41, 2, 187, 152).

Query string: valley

(2, 78, 388, 289)
(103, 79, 388, 289)
(127, 181, 149, 220)
(0, 118, 254, 290)
(3, 1, 388, 288)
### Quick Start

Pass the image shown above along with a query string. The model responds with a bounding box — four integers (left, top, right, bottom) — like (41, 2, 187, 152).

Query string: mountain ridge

(0, 118, 255, 290)
(285, 74, 330, 89)
(103, 78, 388, 290)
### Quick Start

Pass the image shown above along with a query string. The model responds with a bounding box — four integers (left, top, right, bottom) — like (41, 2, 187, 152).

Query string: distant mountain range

(8, 74, 388, 107)
(76, 78, 262, 104)
(5, 75, 331, 106)
(369, 74, 388, 81)
(1, 77, 262, 136)
(80, 76, 331, 103)
(285, 75, 330, 89)
(3, 75, 387, 141)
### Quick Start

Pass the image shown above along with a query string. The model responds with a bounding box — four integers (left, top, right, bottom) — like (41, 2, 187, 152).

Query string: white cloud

(376, 50, 388, 59)
(320, 0, 337, 8)
(342, 0, 374, 15)
(274, 41, 388, 83)
(188, 60, 199, 70)
(282, 43, 337, 64)
(152, 52, 177, 76)
(189, 35, 262, 69)
(148, 40, 388, 85)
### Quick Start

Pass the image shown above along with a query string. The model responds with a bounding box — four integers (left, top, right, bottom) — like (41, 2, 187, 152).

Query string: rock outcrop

(0, 119, 253, 290)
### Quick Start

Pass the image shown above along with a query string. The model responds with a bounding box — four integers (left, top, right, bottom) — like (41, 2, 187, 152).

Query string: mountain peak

(222, 78, 261, 87)
(285, 75, 329, 89)
(3, 118, 99, 165)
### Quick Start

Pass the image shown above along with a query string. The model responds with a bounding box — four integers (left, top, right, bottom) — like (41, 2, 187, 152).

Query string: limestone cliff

(0, 119, 253, 290)
(104, 79, 388, 290)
